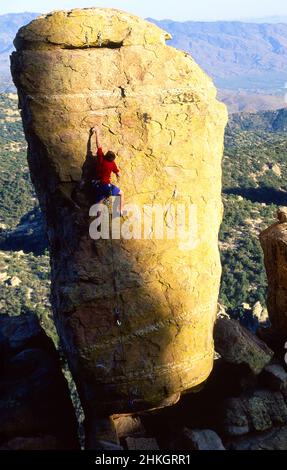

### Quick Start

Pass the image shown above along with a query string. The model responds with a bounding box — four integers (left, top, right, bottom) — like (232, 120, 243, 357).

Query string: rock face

(11, 8, 227, 417)
(261, 364, 287, 391)
(223, 389, 287, 436)
(0, 314, 79, 449)
(181, 428, 225, 450)
(113, 415, 146, 440)
(260, 208, 287, 332)
(126, 437, 159, 450)
(228, 425, 287, 450)
(214, 317, 273, 374)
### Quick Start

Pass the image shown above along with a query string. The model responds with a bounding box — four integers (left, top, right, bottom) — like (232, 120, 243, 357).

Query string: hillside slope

(150, 19, 287, 112)
(0, 93, 286, 323)
(150, 20, 287, 86)
(220, 108, 287, 310)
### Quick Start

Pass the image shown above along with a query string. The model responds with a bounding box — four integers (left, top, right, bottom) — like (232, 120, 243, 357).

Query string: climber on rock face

(90, 126, 124, 214)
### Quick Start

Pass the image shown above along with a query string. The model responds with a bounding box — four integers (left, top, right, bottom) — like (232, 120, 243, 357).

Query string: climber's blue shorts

(93, 182, 121, 203)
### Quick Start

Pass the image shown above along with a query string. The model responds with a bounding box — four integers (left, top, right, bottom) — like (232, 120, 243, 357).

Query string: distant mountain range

(1, 12, 287, 112)
(0, 13, 39, 92)
(242, 15, 287, 24)
(150, 19, 287, 112)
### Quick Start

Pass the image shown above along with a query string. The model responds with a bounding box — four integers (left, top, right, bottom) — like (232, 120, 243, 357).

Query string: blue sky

(1, 0, 287, 21)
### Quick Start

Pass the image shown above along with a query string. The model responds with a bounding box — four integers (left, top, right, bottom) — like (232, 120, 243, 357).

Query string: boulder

(228, 425, 287, 450)
(271, 164, 282, 177)
(0, 312, 51, 353)
(7, 276, 21, 287)
(214, 317, 273, 374)
(11, 7, 227, 418)
(85, 415, 121, 450)
(252, 301, 269, 325)
(223, 389, 287, 436)
(0, 314, 79, 449)
(0, 436, 60, 450)
(0, 272, 9, 283)
(260, 364, 287, 391)
(113, 415, 146, 440)
(125, 437, 159, 450)
(277, 207, 287, 223)
(260, 208, 287, 332)
(181, 428, 225, 450)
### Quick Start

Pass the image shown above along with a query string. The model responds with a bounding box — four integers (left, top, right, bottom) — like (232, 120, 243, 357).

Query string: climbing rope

(85, 32, 89, 48)
(105, 192, 134, 409)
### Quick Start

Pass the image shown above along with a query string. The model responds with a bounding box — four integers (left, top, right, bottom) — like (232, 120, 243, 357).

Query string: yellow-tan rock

(260, 208, 287, 332)
(11, 8, 227, 417)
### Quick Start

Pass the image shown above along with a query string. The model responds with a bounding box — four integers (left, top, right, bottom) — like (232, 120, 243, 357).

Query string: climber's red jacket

(95, 147, 119, 184)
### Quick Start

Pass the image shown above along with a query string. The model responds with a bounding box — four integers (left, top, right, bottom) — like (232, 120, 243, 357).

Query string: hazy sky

(1, 0, 287, 21)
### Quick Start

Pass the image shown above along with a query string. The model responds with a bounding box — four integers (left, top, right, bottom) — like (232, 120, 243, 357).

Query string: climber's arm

(113, 162, 120, 181)
(91, 127, 101, 150)
(91, 127, 106, 167)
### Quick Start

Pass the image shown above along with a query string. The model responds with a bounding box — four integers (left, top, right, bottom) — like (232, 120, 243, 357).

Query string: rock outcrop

(227, 425, 287, 450)
(223, 389, 287, 436)
(126, 437, 159, 450)
(11, 7, 227, 426)
(179, 428, 226, 450)
(214, 317, 273, 374)
(260, 208, 287, 333)
(0, 313, 79, 449)
(131, 325, 287, 450)
(260, 364, 287, 391)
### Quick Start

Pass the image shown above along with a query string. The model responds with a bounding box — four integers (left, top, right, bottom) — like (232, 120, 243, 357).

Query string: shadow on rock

(0, 312, 79, 449)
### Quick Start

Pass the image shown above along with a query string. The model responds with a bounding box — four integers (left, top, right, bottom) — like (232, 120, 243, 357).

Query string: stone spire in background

(260, 208, 287, 333)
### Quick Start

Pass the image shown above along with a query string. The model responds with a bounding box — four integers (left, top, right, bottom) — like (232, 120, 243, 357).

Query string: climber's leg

(110, 185, 124, 215)
(92, 183, 108, 218)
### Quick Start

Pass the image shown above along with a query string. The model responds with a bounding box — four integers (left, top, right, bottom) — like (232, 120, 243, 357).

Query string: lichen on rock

(11, 7, 227, 419)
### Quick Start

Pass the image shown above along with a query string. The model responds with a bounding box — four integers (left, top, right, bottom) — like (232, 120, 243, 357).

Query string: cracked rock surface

(260, 210, 287, 333)
(0, 314, 79, 449)
(11, 8, 227, 417)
